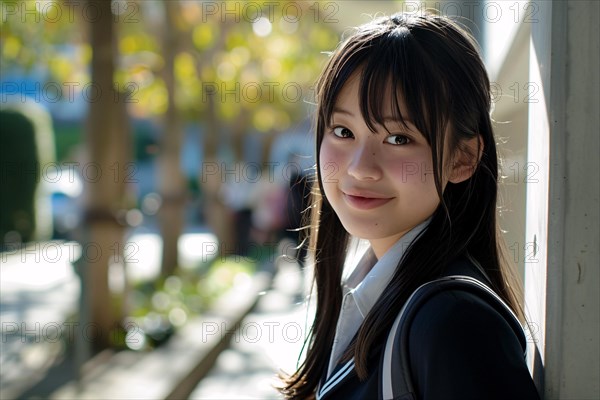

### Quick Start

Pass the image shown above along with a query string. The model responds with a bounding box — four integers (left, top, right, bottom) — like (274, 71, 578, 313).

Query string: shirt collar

(349, 218, 430, 318)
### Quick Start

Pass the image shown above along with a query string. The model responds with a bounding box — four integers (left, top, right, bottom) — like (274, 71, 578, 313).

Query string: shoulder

(410, 256, 522, 350)
(442, 255, 491, 284)
(406, 285, 538, 399)
(409, 288, 521, 352)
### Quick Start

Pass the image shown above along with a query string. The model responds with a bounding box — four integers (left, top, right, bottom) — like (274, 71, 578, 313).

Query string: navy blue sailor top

(315, 257, 541, 400)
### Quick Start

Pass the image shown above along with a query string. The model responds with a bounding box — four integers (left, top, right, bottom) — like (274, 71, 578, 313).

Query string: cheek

(319, 140, 344, 184)
(386, 156, 435, 186)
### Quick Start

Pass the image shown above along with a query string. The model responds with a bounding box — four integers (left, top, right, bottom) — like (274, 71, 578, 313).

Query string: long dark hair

(280, 11, 525, 399)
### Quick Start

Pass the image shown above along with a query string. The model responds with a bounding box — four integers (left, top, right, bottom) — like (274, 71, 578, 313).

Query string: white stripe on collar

(317, 359, 355, 400)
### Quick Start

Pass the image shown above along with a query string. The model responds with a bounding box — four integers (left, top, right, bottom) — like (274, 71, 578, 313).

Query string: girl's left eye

(384, 135, 411, 145)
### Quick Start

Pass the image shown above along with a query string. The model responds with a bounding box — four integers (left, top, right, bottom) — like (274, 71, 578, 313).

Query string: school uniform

(317, 223, 540, 400)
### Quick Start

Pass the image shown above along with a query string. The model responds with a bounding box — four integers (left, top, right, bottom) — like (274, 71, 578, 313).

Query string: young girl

(280, 11, 540, 400)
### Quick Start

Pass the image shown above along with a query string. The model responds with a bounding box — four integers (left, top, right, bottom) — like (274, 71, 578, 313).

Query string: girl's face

(319, 73, 441, 259)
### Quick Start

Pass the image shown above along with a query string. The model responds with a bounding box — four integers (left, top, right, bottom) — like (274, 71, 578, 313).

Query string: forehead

(332, 70, 412, 126)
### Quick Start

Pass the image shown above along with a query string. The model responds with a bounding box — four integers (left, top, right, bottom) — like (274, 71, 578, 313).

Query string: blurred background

(1, 1, 598, 399)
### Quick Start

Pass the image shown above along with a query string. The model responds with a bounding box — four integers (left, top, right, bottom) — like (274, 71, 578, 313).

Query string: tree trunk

(194, 22, 235, 257)
(261, 130, 278, 167)
(158, 0, 186, 277)
(82, 0, 129, 352)
(201, 90, 234, 253)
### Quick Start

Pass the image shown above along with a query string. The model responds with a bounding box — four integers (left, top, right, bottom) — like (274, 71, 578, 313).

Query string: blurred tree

(156, 0, 187, 276)
(1, 0, 340, 328)
(116, 0, 340, 258)
(176, 0, 340, 250)
(1, 0, 134, 353)
(81, 0, 132, 352)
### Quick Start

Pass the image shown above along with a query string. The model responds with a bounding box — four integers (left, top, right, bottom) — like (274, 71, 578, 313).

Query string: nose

(347, 139, 382, 181)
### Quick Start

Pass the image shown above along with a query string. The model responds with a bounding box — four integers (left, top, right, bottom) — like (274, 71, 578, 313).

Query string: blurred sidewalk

(188, 258, 310, 400)
(0, 241, 80, 399)
(0, 226, 219, 399)
(0, 232, 309, 400)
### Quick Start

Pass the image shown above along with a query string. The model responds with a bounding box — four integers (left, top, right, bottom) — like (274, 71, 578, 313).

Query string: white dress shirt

(326, 219, 430, 378)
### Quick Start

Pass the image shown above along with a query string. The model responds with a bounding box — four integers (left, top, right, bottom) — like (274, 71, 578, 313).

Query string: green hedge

(0, 109, 39, 245)
(1, 102, 55, 246)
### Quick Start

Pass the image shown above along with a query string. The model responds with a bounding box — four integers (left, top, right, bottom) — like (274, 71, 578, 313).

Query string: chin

(341, 223, 387, 241)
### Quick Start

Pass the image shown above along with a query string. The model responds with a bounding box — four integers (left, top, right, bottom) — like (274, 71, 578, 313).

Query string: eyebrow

(332, 107, 414, 125)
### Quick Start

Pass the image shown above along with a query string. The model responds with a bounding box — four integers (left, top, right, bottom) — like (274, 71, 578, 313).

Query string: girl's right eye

(332, 126, 354, 139)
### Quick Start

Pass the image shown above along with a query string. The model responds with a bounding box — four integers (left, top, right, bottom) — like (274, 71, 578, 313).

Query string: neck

(368, 218, 433, 259)
(369, 232, 406, 259)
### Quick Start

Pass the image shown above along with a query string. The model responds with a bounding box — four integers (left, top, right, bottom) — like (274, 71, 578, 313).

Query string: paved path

(189, 260, 311, 400)
(0, 229, 218, 399)
(0, 242, 80, 399)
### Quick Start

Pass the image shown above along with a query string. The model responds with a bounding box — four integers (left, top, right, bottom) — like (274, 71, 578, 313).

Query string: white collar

(349, 218, 430, 318)
(326, 219, 430, 378)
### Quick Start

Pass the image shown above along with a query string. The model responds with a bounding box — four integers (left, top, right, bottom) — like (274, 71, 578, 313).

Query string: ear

(448, 135, 483, 184)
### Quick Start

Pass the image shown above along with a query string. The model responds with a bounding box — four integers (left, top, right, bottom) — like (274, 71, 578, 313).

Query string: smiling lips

(342, 191, 394, 210)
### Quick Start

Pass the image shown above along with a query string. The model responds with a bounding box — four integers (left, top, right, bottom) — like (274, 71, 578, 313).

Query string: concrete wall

(526, 1, 600, 398)
(489, 17, 531, 286)
(448, 0, 599, 397)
